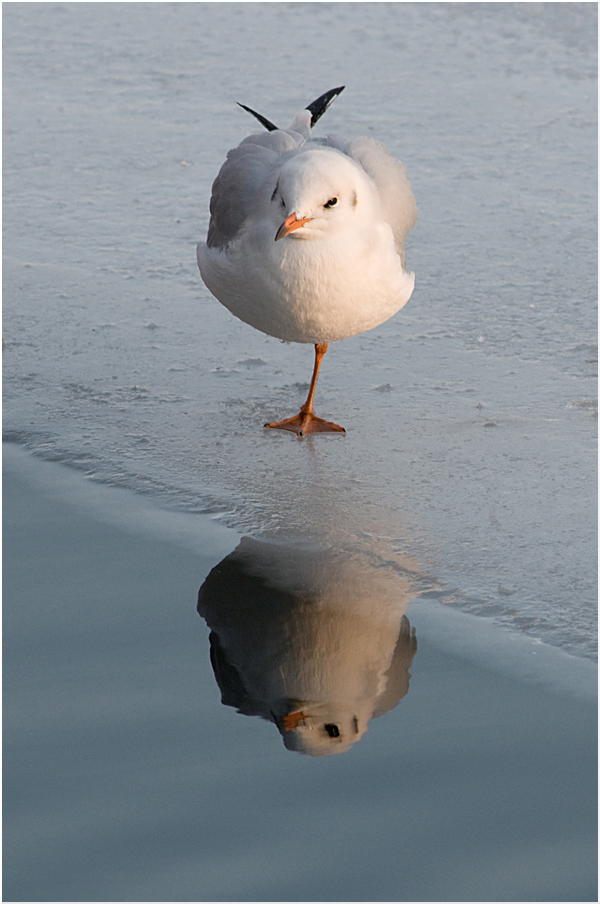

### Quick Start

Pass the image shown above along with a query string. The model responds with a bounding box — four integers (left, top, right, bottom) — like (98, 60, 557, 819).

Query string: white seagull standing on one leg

(197, 87, 417, 436)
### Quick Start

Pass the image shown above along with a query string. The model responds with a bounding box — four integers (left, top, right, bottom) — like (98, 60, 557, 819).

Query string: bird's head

(275, 703, 369, 757)
(271, 148, 375, 242)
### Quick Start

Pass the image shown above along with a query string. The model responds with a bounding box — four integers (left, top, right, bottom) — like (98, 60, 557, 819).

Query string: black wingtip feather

(237, 103, 278, 132)
(237, 86, 345, 133)
(305, 86, 345, 127)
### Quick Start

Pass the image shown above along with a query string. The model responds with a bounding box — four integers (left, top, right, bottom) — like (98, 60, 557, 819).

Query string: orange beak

(275, 212, 312, 241)
(281, 710, 308, 731)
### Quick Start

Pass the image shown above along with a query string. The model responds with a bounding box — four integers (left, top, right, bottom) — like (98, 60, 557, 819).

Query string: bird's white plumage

(198, 538, 418, 757)
(197, 107, 417, 345)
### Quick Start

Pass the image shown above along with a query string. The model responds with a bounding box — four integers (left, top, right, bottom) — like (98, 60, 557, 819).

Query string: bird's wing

(348, 137, 417, 263)
(315, 134, 417, 266)
(206, 129, 305, 249)
(206, 124, 416, 260)
(372, 615, 418, 718)
(237, 86, 345, 133)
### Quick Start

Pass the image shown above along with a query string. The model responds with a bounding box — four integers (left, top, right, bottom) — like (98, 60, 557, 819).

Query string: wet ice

(3, 3, 597, 659)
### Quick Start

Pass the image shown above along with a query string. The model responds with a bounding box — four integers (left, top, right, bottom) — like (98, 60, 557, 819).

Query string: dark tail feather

(306, 86, 345, 127)
(237, 103, 278, 132)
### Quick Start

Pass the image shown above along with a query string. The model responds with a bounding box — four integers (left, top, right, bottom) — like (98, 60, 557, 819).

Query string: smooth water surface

(3, 445, 597, 902)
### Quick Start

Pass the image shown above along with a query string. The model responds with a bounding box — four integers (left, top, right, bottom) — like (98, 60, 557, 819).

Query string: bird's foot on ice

(264, 410, 345, 437)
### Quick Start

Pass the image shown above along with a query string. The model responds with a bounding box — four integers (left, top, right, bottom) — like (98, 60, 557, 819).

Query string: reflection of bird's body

(198, 539, 418, 757)
(197, 87, 417, 434)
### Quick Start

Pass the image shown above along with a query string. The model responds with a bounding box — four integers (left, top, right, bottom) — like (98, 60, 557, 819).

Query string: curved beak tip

(275, 212, 311, 241)
(281, 710, 308, 731)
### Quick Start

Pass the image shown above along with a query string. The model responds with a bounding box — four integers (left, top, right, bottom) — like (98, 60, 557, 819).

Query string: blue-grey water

(3, 443, 597, 902)
(2, 3, 597, 901)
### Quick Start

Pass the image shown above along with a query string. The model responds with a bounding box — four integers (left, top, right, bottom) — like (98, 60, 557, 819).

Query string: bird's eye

(324, 197, 338, 209)
(324, 723, 340, 738)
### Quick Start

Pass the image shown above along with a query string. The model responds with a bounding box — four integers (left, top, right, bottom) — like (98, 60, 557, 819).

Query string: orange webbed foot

(264, 411, 345, 437)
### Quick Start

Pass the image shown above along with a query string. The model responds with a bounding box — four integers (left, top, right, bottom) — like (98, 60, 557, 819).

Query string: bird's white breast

(197, 218, 415, 344)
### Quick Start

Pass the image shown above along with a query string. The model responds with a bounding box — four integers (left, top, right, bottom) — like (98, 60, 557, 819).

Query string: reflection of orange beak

(282, 710, 308, 731)
(275, 212, 312, 241)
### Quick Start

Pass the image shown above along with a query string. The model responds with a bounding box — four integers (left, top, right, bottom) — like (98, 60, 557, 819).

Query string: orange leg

(265, 343, 346, 437)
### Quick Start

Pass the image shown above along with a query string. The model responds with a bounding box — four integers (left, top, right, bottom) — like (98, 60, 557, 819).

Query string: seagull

(197, 538, 418, 756)
(197, 87, 417, 436)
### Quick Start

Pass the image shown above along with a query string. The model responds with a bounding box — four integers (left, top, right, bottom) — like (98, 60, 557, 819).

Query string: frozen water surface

(3, 3, 597, 659)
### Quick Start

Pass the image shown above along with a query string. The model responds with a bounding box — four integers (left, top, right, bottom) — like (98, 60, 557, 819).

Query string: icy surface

(3, 3, 597, 658)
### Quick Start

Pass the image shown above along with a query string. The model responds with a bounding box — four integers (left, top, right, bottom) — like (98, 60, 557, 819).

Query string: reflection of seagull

(197, 87, 417, 435)
(197, 538, 418, 756)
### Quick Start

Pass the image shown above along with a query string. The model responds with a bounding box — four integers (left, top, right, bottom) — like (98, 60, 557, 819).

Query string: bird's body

(197, 538, 418, 757)
(197, 89, 417, 434)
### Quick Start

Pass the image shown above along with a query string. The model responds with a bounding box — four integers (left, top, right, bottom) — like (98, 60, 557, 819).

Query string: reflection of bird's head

(274, 703, 369, 757)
